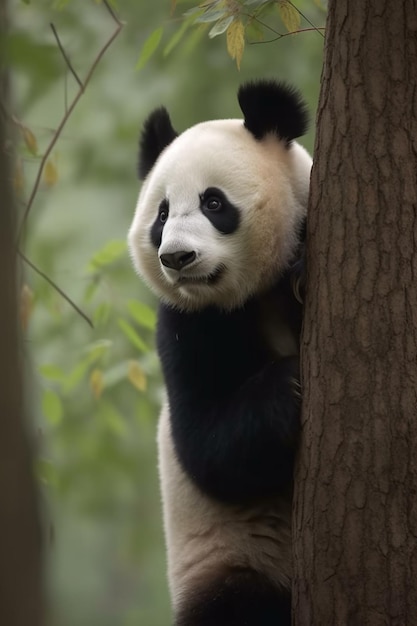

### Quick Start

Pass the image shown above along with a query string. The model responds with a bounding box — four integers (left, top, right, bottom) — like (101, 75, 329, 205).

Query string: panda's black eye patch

(200, 187, 240, 235)
(150, 199, 169, 248)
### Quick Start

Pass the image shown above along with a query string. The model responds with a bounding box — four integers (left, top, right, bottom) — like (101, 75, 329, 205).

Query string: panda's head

(128, 80, 312, 312)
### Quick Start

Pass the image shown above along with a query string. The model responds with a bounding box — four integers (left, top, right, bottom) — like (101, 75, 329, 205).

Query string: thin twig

(103, 0, 124, 27)
(16, 3, 123, 244)
(18, 250, 93, 328)
(50, 22, 83, 90)
(248, 26, 325, 45)
(288, 0, 325, 38)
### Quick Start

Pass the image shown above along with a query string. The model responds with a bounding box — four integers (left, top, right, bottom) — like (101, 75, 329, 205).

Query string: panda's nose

(160, 250, 196, 271)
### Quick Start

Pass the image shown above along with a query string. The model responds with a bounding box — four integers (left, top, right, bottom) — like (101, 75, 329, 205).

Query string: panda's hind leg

(175, 568, 291, 626)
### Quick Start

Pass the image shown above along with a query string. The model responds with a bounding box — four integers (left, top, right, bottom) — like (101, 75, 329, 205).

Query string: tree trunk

(293, 0, 417, 624)
(0, 1, 44, 623)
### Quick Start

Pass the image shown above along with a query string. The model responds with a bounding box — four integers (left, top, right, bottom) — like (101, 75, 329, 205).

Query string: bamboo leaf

(42, 389, 63, 425)
(226, 19, 245, 69)
(84, 339, 112, 363)
(90, 368, 104, 399)
(278, 0, 301, 33)
(64, 360, 89, 393)
(118, 318, 148, 352)
(43, 158, 58, 187)
(87, 240, 126, 271)
(39, 364, 65, 382)
(164, 18, 191, 56)
(246, 18, 265, 42)
(209, 15, 234, 38)
(136, 27, 164, 71)
(93, 302, 111, 327)
(127, 299, 156, 330)
(196, 8, 227, 24)
(128, 360, 147, 392)
(22, 126, 38, 155)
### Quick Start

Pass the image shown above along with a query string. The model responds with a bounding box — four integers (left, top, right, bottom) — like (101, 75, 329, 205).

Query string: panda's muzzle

(160, 250, 196, 271)
(177, 265, 225, 286)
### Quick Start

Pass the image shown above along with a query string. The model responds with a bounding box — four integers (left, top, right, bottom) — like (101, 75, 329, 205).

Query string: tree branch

(50, 22, 83, 90)
(18, 250, 93, 328)
(16, 2, 124, 244)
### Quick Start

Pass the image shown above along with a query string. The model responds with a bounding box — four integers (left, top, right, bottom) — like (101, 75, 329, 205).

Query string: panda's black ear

(138, 107, 178, 179)
(238, 80, 308, 143)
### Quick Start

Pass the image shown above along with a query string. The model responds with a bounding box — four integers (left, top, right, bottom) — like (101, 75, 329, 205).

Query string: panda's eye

(159, 210, 168, 223)
(205, 196, 222, 211)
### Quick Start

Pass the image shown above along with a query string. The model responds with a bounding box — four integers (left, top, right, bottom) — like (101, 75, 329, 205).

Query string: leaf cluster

(137, 0, 326, 70)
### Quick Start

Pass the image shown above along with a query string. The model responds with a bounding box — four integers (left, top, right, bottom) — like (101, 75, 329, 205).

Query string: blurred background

(10, 1, 324, 624)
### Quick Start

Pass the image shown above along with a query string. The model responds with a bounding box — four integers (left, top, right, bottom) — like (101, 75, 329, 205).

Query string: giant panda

(128, 80, 312, 626)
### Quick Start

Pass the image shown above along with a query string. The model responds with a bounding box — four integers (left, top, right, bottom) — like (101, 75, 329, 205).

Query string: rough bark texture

(0, 1, 44, 624)
(294, 0, 417, 624)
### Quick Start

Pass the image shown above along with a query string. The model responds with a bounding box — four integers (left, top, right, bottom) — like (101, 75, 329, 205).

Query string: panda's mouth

(177, 265, 225, 287)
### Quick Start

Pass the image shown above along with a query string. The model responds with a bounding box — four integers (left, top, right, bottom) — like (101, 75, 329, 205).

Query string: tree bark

(0, 1, 44, 624)
(294, 0, 417, 624)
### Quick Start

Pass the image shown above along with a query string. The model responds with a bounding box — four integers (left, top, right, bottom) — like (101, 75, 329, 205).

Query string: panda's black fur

(128, 80, 312, 626)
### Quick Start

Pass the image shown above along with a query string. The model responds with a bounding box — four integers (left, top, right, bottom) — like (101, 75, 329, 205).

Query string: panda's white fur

(128, 81, 312, 626)
(158, 402, 293, 608)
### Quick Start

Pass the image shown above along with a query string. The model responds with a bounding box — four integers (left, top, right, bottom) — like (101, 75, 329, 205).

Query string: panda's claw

(291, 377, 302, 402)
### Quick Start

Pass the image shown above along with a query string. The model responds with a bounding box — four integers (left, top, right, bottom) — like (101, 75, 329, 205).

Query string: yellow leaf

(90, 369, 104, 399)
(226, 19, 244, 70)
(128, 361, 147, 392)
(22, 126, 38, 156)
(43, 158, 58, 188)
(278, 1, 301, 33)
(13, 159, 24, 194)
(20, 284, 34, 331)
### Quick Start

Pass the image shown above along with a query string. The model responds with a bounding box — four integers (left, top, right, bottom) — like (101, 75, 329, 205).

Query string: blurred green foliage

(9, 0, 324, 624)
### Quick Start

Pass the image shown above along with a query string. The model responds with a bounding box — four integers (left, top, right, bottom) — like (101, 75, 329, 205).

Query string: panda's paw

(289, 251, 306, 304)
(290, 377, 302, 403)
(291, 273, 304, 304)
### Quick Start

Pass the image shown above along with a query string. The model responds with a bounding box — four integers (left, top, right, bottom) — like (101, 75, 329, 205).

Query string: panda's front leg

(170, 354, 301, 506)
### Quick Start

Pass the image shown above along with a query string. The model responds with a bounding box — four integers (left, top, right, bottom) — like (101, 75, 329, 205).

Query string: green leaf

(39, 364, 65, 382)
(84, 339, 112, 363)
(42, 389, 63, 425)
(84, 277, 100, 302)
(245, 18, 265, 42)
(64, 360, 89, 393)
(196, 8, 227, 24)
(183, 6, 205, 18)
(209, 15, 234, 38)
(136, 27, 164, 71)
(87, 240, 127, 272)
(164, 18, 192, 56)
(118, 318, 148, 352)
(21, 126, 38, 155)
(93, 302, 111, 327)
(90, 368, 104, 399)
(127, 300, 156, 330)
(278, 0, 301, 32)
